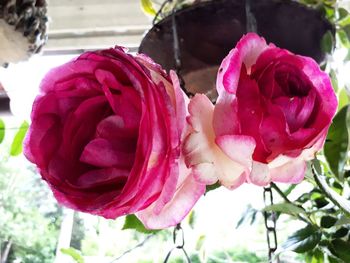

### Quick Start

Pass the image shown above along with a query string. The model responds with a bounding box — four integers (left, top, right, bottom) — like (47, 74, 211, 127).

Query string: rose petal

(248, 161, 270, 186)
(137, 174, 205, 229)
(80, 138, 135, 168)
(217, 33, 269, 95)
(270, 158, 306, 184)
(76, 167, 129, 188)
(215, 134, 255, 168)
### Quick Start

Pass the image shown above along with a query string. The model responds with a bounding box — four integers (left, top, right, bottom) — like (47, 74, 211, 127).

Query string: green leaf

(305, 248, 324, 263)
(321, 31, 334, 54)
(320, 215, 337, 228)
(140, 0, 157, 16)
(338, 29, 350, 48)
(0, 119, 5, 144)
(313, 171, 350, 217)
(236, 205, 258, 228)
(60, 248, 84, 263)
(10, 121, 29, 156)
(195, 235, 206, 251)
(338, 8, 349, 20)
(330, 69, 339, 92)
(335, 215, 350, 226)
(337, 88, 349, 111)
(122, 214, 159, 233)
(328, 255, 344, 263)
(263, 203, 306, 216)
(205, 182, 221, 194)
(280, 225, 322, 253)
(324, 105, 350, 180)
(188, 210, 196, 229)
(339, 15, 350, 27)
(332, 227, 348, 238)
(330, 239, 350, 262)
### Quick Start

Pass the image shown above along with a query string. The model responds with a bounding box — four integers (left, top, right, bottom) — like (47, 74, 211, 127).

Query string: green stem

(312, 165, 350, 218)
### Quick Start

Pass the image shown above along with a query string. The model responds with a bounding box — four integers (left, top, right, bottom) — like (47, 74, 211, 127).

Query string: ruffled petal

(269, 158, 306, 184)
(80, 138, 135, 168)
(217, 33, 269, 95)
(137, 173, 205, 229)
(184, 94, 247, 189)
(248, 161, 270, 186)
(215, 134, 255, 168)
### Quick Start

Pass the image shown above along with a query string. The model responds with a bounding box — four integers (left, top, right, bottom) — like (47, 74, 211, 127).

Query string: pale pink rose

(24, 47, 205, 229)
(184, 33, 337, 188)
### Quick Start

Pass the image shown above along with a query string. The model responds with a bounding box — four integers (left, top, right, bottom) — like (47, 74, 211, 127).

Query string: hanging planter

(0, 0, 48, 67)
(139, 0, 334, 101)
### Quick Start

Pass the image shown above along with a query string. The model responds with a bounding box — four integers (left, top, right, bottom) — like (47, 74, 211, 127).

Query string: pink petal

(248, 161, 271, 186)
(213, 94, 240, 136)
(76, 167, 129, 188)
(298, 56, 338, 129)
(183, 94, 216, 167)
(136, 174, 205, 229)
(270, 158, 306, 184)
(170, 71, 188, 139)
(192, 163, 218, 185)
(217, 33, 269, 95)
(215, 134, 255, 168)
(80, 138, 135, 168)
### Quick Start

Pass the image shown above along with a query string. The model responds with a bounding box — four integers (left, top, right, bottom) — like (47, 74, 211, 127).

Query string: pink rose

(184, 33, 337, 188)
(24, 47, 205, 229)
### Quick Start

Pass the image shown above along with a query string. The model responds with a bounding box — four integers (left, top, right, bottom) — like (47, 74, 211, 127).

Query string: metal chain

(263, 186, 279, 263)
(245, 0, 257, 33)
(163, 223, 191, 263)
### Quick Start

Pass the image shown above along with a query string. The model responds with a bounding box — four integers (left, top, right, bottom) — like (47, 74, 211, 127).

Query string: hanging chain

(263, 186, 279, 263)
(245, 0, 257, 33)
(163, 223, 191, 263)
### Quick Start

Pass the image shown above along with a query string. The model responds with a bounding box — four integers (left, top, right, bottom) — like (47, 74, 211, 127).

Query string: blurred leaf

(10, 121, 29, 156)
(195, 235, 206, 251)
(312, 159, 323, 176)
(60, 248, 84, 263)
(305, 248, 324, 263)
(328, 255, 344, 263)
(338, 88, 349, 111)
(324, 105, 349, 180)
(338, 30, 350, 48)
(263, 203, 306, 216)
(339, 15, 350, 27)
(335, 215, 350, 226)
(330, 69, 339, 92)
(236, 205, 258, 228)
(313, 172, 350, 217)
(140, 0, 157, 16)
(188, 210, 195, 229)
(122, 214, 159, 233)
(338, 8, 349, 20)
(0, 119, 5, 144)
(315, 197, 329, 209)
(280, 224, 322, 253)
(321, 31, 334, 54)
(205, 182, 221, 194)
(330, 239, 350, 262)
(332, 227, 348, 238)
(320, 215, 337, 228)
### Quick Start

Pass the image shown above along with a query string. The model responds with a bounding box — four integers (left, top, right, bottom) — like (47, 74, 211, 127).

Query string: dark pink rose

(24, 47, 205, 229)
(184, 33, 337, 188)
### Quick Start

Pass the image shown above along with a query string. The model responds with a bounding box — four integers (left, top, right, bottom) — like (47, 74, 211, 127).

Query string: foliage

(0, 119, 62, 263)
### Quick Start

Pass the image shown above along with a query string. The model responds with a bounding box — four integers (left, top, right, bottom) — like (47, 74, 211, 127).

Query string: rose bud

(24, 47, 205, 229)
(184, 33, 337, 188)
